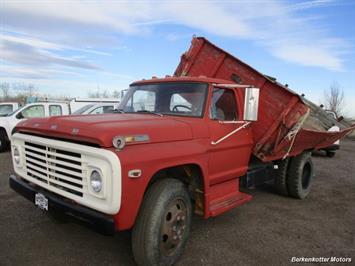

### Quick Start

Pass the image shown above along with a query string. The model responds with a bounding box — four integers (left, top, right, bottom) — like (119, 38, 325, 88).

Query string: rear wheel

(287, 152, 314, 199)
(132, 178, 192, 266)
(273, 158, 289, 196)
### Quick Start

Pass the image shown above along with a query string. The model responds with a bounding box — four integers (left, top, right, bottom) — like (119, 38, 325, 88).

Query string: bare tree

(323, 82, 345, 117)
(0, 82, 11, 100)
(112, 90, 121, 99)
(12, 82, 37, 96)
(88, 88, 110, 98)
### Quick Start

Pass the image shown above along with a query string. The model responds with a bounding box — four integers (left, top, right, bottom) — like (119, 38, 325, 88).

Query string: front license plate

(35, 193, 48, 211)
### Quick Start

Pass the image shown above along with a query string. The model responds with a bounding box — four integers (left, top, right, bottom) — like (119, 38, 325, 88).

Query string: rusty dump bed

(175, 37, 355, 162)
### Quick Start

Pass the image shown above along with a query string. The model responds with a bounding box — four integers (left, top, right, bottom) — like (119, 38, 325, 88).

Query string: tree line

(0, 82, 124, 103)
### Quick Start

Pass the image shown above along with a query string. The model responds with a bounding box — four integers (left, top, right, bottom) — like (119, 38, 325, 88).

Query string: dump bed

(175, 37, 354, 162)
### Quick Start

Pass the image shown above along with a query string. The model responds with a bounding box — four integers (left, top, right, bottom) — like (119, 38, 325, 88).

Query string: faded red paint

(175, 37, 355, 161)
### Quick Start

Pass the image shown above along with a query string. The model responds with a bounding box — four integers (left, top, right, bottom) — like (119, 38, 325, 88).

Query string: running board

(208, 179, 253, 216)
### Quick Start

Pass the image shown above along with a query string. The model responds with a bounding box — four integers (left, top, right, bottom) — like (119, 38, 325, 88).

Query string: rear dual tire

(273, 152, 314, 199)
(273, 158, 289, 196)
(287, 152, 314, 199)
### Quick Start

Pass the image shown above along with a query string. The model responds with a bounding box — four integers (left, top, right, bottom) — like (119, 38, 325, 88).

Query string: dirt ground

(0, 139, 354, 266)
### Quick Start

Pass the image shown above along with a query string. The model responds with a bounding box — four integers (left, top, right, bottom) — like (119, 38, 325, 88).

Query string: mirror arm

(211, 121, 251, 145)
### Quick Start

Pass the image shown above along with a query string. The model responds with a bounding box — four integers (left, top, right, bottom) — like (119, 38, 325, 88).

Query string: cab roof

(131, 76, 235, 86)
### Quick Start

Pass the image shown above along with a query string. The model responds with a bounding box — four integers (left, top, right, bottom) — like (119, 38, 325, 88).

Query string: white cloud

(288, 0, 336, 12)
(0, 38, 100, 70)
(0, 0, 351, 78)
(266, 40, 345, 71)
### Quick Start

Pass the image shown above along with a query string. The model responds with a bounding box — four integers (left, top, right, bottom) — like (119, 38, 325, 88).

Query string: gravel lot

(0, 139, 354, 266)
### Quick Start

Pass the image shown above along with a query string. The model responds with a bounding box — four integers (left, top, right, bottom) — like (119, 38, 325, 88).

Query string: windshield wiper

(137, 110, 163, 117)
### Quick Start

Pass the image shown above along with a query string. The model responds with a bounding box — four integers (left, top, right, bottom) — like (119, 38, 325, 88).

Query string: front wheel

(132, 178, 192, 266)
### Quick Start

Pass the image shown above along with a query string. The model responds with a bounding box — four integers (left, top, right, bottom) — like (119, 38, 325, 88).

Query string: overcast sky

(1, 0, 355, 117)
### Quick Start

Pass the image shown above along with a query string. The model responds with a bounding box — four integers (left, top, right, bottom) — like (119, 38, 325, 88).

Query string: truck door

(208, 87, 253, 185)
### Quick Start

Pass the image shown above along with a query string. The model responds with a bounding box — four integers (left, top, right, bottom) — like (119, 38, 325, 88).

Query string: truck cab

(9, 77, 260, 265)
(0, 102, 69, 151)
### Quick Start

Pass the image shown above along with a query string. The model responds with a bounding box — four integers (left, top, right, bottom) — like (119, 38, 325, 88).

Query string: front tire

(132, 178, 192, 266)
(287, 152, 314, 199)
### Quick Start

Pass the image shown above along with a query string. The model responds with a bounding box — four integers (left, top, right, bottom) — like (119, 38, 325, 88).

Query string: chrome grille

(24, 141, 84, 197)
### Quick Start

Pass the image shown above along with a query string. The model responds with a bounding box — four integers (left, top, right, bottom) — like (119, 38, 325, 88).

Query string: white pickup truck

(0, 102, 20, 116)
(0, 100, 121, 152)
(72, 102, 120, 115)
(0, 102, 69, 152)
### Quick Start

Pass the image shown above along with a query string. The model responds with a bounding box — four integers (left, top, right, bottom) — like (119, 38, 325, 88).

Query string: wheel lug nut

(181, 216, 185, 220)
(173, 236, 177, 240)
(177, 216, 181, 221)
(173, 226, 177, 231)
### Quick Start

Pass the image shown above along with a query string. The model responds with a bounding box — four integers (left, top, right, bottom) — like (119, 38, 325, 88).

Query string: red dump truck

(9, 37, 354, 265)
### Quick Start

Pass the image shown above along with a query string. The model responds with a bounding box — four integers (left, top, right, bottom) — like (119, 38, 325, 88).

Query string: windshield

(72, 104, 95, 115)
(6, 105, 25, 117)
(0, 104, 14, 116)
(119, 82, 208, 117)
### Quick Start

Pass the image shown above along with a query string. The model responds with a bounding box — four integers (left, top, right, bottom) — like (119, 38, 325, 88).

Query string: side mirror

(243, 87, 259, 121)
(16, 112, 24, 119)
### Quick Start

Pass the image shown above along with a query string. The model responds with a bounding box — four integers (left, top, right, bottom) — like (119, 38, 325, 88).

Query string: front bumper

(9, 175, 115, 235)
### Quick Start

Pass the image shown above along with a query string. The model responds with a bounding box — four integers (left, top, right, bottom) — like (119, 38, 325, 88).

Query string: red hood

(15, 114, 193, 147)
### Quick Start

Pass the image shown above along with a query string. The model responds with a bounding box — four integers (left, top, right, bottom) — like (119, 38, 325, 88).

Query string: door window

(49, 105, 63, 116)
(21, 105, 45, 118)
(210, 88, 238, 121)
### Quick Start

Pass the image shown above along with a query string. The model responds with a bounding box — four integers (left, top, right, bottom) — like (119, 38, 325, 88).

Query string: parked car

(0, 99, 121, 152)
(69, 98, 120, 113)
(72, 103, 119, 115)
(318, 110, 341, 157)
(0, 102, 20, 116)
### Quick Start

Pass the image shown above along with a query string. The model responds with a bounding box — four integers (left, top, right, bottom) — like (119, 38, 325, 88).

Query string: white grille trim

(11, 133, 121, 215)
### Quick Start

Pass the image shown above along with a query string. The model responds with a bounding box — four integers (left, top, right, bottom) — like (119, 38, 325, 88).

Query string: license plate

(35, 193, 48, 211)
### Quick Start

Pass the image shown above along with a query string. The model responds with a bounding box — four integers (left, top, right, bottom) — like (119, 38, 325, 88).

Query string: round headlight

(90, 170, 102, 193)
(13, 147, 20, 164)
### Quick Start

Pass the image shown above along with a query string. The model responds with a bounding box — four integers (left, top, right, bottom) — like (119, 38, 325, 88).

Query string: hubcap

(160, 198, 187, 256)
